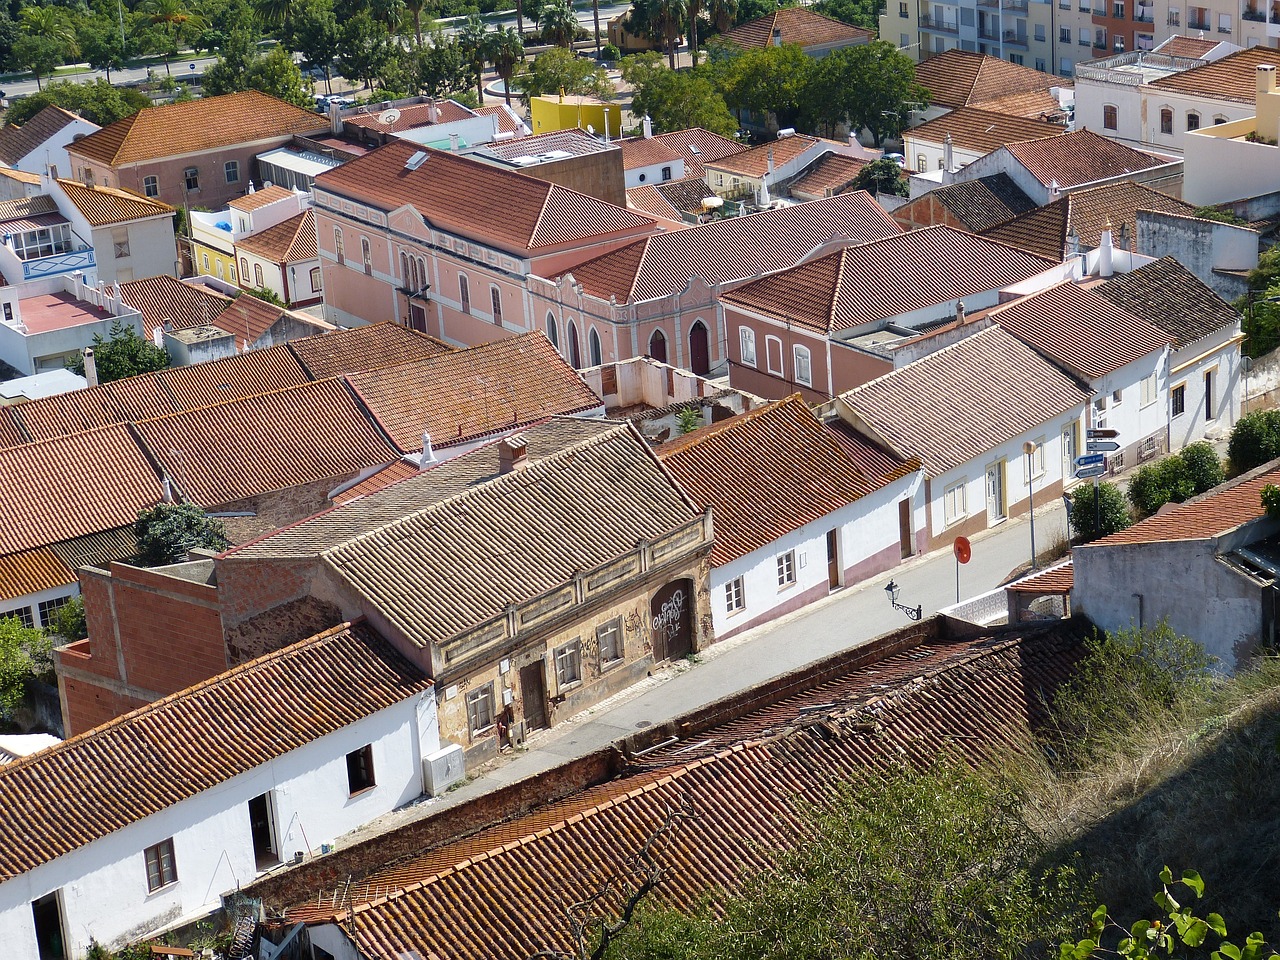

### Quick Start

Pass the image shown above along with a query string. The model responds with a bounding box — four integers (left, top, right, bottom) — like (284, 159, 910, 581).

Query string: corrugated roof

(0, 547, 75, 602)
(314, 141, 657, 254)
(1096, 256, 1239, 348)
(840, 326, 1091, 476)
(48, 526, 137, 572)
(345, 332, 602, 451)
(564, 191, 902, 302)
(0, 424, 163, 555)
(234, 209, 317, 263)
(1005, 129, 1170, 189)
(719, 6, 872, 48)
(55, 179, 174, 225)
(915, 49, 1064, 110)
(67, 91, 324, 167)
(659, 396, 891, 565)
(288, 321, 455, 379)
(131, 379, 401, 507)
(991, 281, 1173, 380)
(907, 106, 1065, 155)
(1149, 45, 1280, 102)
(0, 106, 90, 166)
(0, 621, 431, 881)
(721, 225, 1055, 334)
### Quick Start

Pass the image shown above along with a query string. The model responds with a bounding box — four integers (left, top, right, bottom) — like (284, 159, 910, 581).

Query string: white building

(659, 396, 924, 638)
(0, 105, 100, 181)
(1183, 60, 1280, 205)
(0, 272, 144, 376)
(0, 622, 442, 959)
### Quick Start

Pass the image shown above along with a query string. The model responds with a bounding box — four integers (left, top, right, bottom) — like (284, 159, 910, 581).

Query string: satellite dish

(586, 123, 595, 135)
(379, 109, 401, 125)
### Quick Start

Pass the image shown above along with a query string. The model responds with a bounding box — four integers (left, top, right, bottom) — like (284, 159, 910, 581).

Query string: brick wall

(59, 676, 150, 735)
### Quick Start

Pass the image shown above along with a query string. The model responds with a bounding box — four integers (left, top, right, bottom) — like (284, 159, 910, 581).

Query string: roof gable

(288, 320, 454, 379)
(235, 209, 318, 263)
(915, 49, 1061, 109)
(1004, 128, 1170, 189)
(1149, 45, 1280, 102)
(0, 105, 93, 166)
(650, 128, 746, 178)
(902, 173, 1038, 232)
(55, 178, 174, 225)
(718, 6, 872, 48)
(121, 274, 232, 331)
(907, 106, 1066, 155)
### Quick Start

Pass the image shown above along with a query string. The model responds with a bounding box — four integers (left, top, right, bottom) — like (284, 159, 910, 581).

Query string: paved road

(344, 498, 1069, 844)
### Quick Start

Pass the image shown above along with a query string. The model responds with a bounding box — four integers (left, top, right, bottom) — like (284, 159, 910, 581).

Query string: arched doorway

(649, 329, 667, 363)
(588, 327, 602, 366)
(566, 320, 582, 368)
(688, 320, 710, 375)
(546, 313, 559, 349)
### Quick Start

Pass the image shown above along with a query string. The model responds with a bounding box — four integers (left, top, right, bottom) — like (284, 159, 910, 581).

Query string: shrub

(1263, 483, 1280, 519)
(601, 42, 621, 61)
(48, 596, 86, 643)
(134, 503, 230, 567)
(1180, 440, 1225, 494)
(1127, 456, 1193, 517)
(1228, 409, 1280, 472)
(1067, 481, 1131, 543)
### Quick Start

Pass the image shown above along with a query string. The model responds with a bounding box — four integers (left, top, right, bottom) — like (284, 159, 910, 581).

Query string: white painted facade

(12, 115, 101, 181)
(235, 245, 322, 307)
(1086, 347, 1170, 469)
(0, 693, 439, 959)
(926, 407, 1086, 540)
(1167, 323, 1244, 448)
(710, 472, 923, 637)
(0, 273, 144, 375)
(0, 581, 78, 631)
(625, 156, 686, 190)
(1183, 117, 1280, 205)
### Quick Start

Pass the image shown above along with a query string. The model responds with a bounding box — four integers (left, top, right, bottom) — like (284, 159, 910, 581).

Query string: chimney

(449, 132, 460, 152)
(1049, 179, 1060, 200)
(421, 431, 437, 468)
(329, 98, 343, 135)
(767, 148, 775, 177)
(498, 434, 528, 473)
(1098, 219, 1114, 277)
(955, 299, 966, 324)
(83, 347, 98, 387)
(1257, 64, 1280, 143)
(943, 132, 954, 174)
(642, 115, 654, 139)
(1117, 221, 1131, 252)
(162, 477, 176, 503)
(1258, 62, 1276, 98)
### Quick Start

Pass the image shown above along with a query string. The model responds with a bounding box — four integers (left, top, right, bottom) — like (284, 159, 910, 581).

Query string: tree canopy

(517, 47, 612, 99)
(622, 53, 737, 137)
(3, 79, 151, 127)
(804, 39, 927, 145)
(0, 615, 52, 714)
(849, 156, 909, 197)
(134, 503, 231, 567)
(66, 320, 171, 384)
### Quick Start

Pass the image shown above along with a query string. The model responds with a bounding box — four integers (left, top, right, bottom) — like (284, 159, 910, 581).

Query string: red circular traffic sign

(953, 536, 972, 564)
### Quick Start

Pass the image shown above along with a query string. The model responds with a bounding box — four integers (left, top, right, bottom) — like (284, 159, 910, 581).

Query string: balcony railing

(1003, 29, 1029, 43)
(20, 247, 95, 281)
(920, 14, 961, 29)
(1188, 18, 1210, 28)
(1167, 12, 1180, 22)
(1244, 6, 1265, 19)
(978, 25, 1001, 38)
(1002, 0, 1029, 11)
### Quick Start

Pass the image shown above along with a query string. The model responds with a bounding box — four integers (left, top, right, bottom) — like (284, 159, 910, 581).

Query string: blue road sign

(1075, 463, 1107, 479)
(1074, 453, 1105, 469)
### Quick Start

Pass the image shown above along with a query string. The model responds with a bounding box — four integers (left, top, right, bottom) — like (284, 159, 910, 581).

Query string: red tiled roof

(0, 408, 25, 447)
(314, 140, 657, 254)
(906, 107, 1065, 156)
(1005, 129, 1171, 189)
(1083, 463, 1280, 546)
(0, 547, 75, 603)
(894, 173, 1037, 232)
(209, 295, 293, 344)
(228, 184, 295, 213)
(1005, 558, 1073, 593)
(0, 622, 431, 881)
(721, 226, 1055, 334)
(0, 105, 90, 166)
(789, 153, 869, 198)
(1154, 35, 1219, 58)
(332, 458, 420, 504)
(67, 91, 323, 167)
(564, 192, 901, 302)
(915, 49, 1062, 109)
(840, 326, 1091, 476)
(704, 134, 824, 178)
(0, 424, 163, 555)
(345, 332, 601, 451)
(659, 396, 888, 564)
(235, 209, 317, 264)
(473, 103, 527, 137)
(342, 99, 476, 134)
(719, 6, 872, 49)
(627, 183, 685, 222)
(288, 321, 454, 379)
(121, 274, 232, 331)
(618, 137, 682, 170)
(289, 619, 1085, 955)
(55, 179, 174, 225)
(650, 128, 746, 179)
(131, 379, 401, 507)
(1096, 256, 1239, 348)
(991, 281, 1173, 380)
(1149, 45, 1280, 103)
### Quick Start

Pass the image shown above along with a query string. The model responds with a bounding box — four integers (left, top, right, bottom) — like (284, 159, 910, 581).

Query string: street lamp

(1023, 440, 1038, 571)
(884, 580, 922, 621)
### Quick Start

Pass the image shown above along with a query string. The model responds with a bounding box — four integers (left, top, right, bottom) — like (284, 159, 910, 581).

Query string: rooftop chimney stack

(943, 132, 954, 174)
(421, 431, 438, 468)
(955, 300, 966, 325)
(1258, 63, 1276, 98)
(449, 132, 460, 152)
(1099, 220, 1115, 278)
(642, 115, 654, 139)
(83, 347, 98, 387)
(1256, 64, 1280, 144)
(498, 434, 528, 474)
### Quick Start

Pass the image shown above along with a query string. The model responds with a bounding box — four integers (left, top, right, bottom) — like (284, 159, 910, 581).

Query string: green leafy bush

(1067, 481, 1131, 543)
(1126, 443, 1223, 518)
(1263, 483, 1280, 519)
(1228, 410, 1280, 473)
(48, 596, 86, 643)
(0, 615, 53, 714)
(601, 42, 621, 60)
(1180, 441, 1225, 494)
(134, 503, 230, 567)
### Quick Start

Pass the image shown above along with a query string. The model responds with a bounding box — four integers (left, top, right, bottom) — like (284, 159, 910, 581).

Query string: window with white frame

(1140, 371, 1158, 407)
(943, 481, 967, 525)
(725, 576, 745, 613)
(597, 619, 622, 665)
(466, 683, 495, 735)
(183, 167, 199, 191)
(739, 327, 757, 366)
(1025, 440, 1045, 481)
(793, 345, 812, 387)
(776, 550, 796, 588)
(554, 640, 582, 687)
(765, 335, 784, 375)
(254, 263, 264, 287)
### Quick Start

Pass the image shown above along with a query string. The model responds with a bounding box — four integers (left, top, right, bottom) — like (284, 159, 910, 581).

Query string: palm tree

(403, 0, 426, 46)
(21, 6, 78, 54)
(652, 0, 684, 67)
(708, 0, 735, 32)
(251, 0, 294, 31)
(537, 0, 578, 47)
(515, 0, 525, 39)
(141, 0, 204, 75)
(687, 0, 700, 60)
(488, 26, 524, 104)
(592, 0, 601, 54)
(458, 16, 490, 104)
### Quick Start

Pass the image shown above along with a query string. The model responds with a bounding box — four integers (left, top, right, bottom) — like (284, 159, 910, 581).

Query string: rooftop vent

(509, 155, 541, 166)
(777, 127, 796, 138)
(404, 150, 428, 171)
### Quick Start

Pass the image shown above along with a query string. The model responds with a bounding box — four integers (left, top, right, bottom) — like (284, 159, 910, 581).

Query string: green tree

(488, 25, 524, 104)
(802, 39, 926, 146)
(849, 156, 908, 197)
(3, 79, 150, 127)
(1066, 480, 1131, 543)
(412, 32, 471, 97)
(285, 0, 340, 94)
(1181, 441, 1225, 493)
(537, 0, 578, 46)
(1127, 456, 1195, 518)
(458, 15, 490, 103)
(9, 34, 67, 91)
(623, 55, 737, 136)
(141, 0, 206, 74)
(1228, 409, 1280, 473)
(813, 0, 884, 29)
(517, 46, 612, 98)
(48, 596, 87, 643)
(134, 503, 230, 567)
(200, 25, 257, 94)
(403, 0, 428, 46)
(718, 42, 812, 130)
(251, 0, 295, 30)
(77, 13, 128, 83)
(337, 10, 392, 90)
(0, 615, 52, 714)
(707, 0, 734, 29)
(66, 320, 171, 384)
(244, 44, 312, 106)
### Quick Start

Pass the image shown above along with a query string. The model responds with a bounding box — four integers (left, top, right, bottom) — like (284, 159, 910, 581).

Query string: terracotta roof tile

(1005, 558, 1073, 593)
(484, 128, 613, 160)
(894, 173, 1037, 232)
(0, 195, 59, 225)
(915, 49, 1063, 109)
(68, 91, 324, 167)
(151, 345, 312, 410)
(473, 103, 527, 137)
(1005, 128, 1171, 189)
(659, 396, 889, 564)
(618, 137, 682, 170)
(1154, 35, 1219, 57)
(0, 168, 41, 185)
(0, 105, 90, 166)
(209, 294, 293, 344)
(131, 379, 401, 506)
(1096, 256, 1239, 348)
(1149, 45, 1280, 102)
(627, 183, 686, 222)
(288, 321, 454, 379)
(649, 128, 746, 179)
(332, 458, 420, 504)
(345, 332, 601, 451)
(991, 281, 1173, 380)
(718, 6, 872, 49)
(0, 424, 163, 554)
(721, 226, 1055, 333)
(907, 107, 1066, 155)
(822, 417, 911, 479)
(227, 184, 296, 212)
(981, 198, 1068, 260)
(0, 621, 431, 881)
(55, 179, 174, 225)
(790, 153, 869, 198)
(840, 326, 1091, 476)
(314, 141, 656, 254)
(1066, 181, 1193, 248)
(0, 408, 26, 446)
(288, 619, 1085, 952)
(704, 134, 825, 178)
(978, 89, 1072, 120)
(565, 192, 901, 302)
(120, 274, 232, 331)
(0, 547, 75, 603)
(235, 209, 317, 263)
(342, 99, 476, 135)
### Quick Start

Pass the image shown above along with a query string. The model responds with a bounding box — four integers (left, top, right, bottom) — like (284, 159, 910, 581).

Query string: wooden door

(898, 499, 913, 558)
(688, 321, 710, 375)
(826, 529, 840, 590)
(408, 302, 427, 333)
(519, 660, 548, 730)
(651, 578, 693, 661)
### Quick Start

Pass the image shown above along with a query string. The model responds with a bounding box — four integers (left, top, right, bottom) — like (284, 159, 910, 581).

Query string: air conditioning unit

(423, 743, 466, 795)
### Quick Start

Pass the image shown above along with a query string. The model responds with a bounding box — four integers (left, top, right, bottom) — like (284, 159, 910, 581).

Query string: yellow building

(529, 95, 623, 137)
(188, 235, 239, 285)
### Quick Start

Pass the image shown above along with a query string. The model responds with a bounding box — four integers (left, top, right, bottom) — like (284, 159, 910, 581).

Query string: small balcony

(1244, 6, 1265, 20)
(19, 247, 96, 282)
(1188, 18, 1211, 28)
(1003, 28, 1029, 43)
(1002, 0, 1029, 11)
(920, 13, 961, 30)
(978, 25, 1001, 38)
